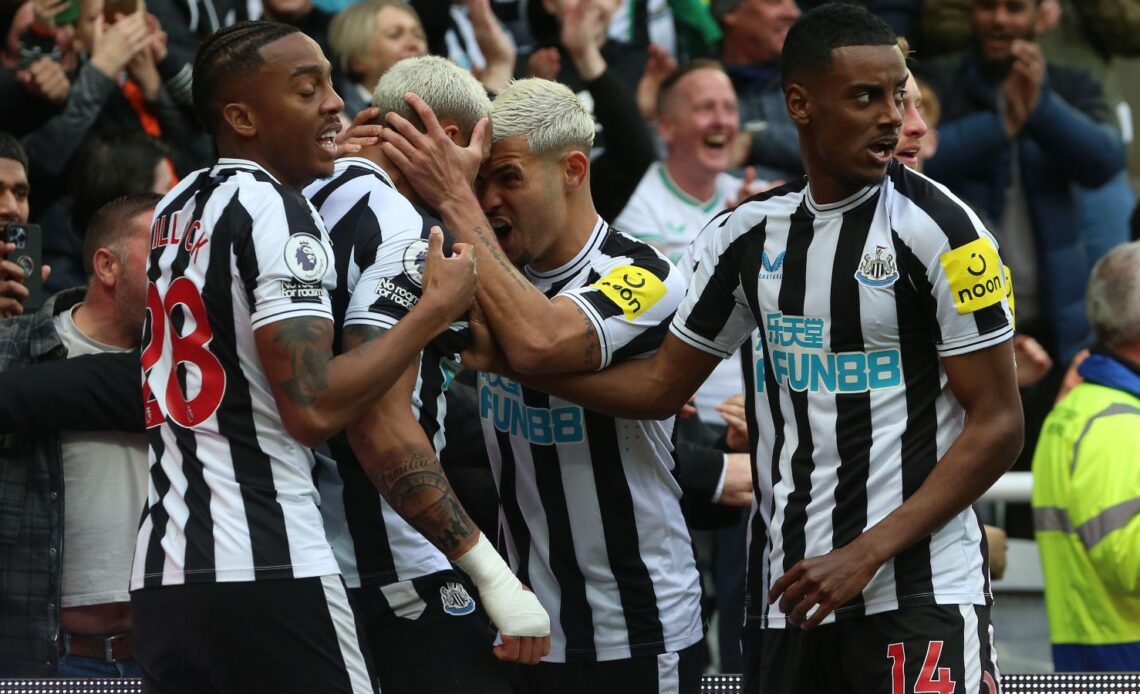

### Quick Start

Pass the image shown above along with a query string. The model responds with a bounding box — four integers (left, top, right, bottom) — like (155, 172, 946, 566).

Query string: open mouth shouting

(489, 217, 513, 245)
(318, 121, 342, 157)
(868, 137, 899, 167)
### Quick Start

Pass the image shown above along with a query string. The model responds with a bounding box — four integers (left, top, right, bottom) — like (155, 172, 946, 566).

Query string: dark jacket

(724, 63, 802, 182)
(918, 52, 1127, 362)
(0, 288, 83, 676)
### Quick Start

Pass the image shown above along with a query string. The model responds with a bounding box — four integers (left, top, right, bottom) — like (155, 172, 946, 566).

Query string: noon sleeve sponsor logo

(284, 233, 329, 283)
(478, 373, 585, 444)
(760, 312, 901, 393)
(939, 237, 1005, 315)
(592, 264, 667, 320)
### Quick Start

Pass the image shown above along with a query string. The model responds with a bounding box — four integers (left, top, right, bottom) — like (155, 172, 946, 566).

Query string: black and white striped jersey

(303, 157, 466, 587)
(133, 158, 341, 588)
(672, 161, 1014, 629)
(479, 218, 704, 662)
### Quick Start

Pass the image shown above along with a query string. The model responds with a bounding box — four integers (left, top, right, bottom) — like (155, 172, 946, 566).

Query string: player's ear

(562, 150, 589, 191)
(223, 101, 257, 139)
(441, 122, 462, 144)
(785, 83, 811, 126)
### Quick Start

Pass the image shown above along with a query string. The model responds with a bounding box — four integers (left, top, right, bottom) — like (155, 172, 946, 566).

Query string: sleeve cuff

(710, 455, 729, 504)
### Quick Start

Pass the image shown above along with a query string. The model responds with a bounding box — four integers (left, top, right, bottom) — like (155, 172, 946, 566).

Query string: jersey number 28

(141, 278, 226, 428)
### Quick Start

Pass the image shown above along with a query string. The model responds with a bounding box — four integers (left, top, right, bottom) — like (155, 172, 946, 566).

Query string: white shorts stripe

(320, 574, 375, 694)
(380, 579, 428, 620)
(960, 603, 982, 693)
(656, 650, 680, 694)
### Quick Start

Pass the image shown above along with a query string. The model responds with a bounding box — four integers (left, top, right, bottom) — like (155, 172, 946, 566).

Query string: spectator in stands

(256, 0, 335, 56)
(709, 0, 802, 181)
(329, 0, 427, 118)
(798, 0, 922, 37)
(16, 0, 206, 232)
(917, 0, 1127, 369)
(605, 0, 722, 61)
(145, 0, 234, 108)
(0, 132, 49, 319)
(1032, 240, 1140, 672)
(523, 0, 658, 221)
(439, 0, 517, 92)
(0, 193, 157, 678)
(0, 0, 75, 136)
(616, 59, 759, 263)
(39, 131, 174, 291)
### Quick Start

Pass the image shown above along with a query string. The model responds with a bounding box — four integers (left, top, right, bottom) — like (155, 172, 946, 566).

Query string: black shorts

(741, 604, 1001, 694)
(351, 570, 511, 694)
(130, 574, 376, 694)
(508, 640, 705, 694)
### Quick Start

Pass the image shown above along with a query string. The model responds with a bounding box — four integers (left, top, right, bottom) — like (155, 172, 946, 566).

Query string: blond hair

(329, 0, 421, 78)
(373, 55, 491, 133)
(491, 78, 595, 155)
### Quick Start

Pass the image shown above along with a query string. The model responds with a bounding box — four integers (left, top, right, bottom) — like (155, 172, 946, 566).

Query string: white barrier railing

(981, 471, 1033, 503)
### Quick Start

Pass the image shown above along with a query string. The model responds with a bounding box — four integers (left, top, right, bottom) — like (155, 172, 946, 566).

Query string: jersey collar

(334, 156, 397, 189)
(804, 181, 878, 219)
(524, 215, 607, 284)
(212, 157, 281, 183)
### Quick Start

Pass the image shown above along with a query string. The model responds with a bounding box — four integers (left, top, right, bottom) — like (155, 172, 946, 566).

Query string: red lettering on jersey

(150, 215, 166, 250)
(889, 641, 958, 694)
(166, 211, 182, 247)
(182, 221, 208, 262)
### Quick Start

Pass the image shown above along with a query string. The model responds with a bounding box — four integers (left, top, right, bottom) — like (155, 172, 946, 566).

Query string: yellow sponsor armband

(939, 237, 1005, 315)
(1003, 264, 1016, 330)
(592, 265, 667, 320)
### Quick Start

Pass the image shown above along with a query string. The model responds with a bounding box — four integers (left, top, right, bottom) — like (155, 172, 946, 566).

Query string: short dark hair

(72, 131, 170, 235)
(657, 59, 726, 117)
(192, 21, 301, 135)
(82, 193, 162, 278)
(781, 4, 897, 89)
(0, 132, 29, 174)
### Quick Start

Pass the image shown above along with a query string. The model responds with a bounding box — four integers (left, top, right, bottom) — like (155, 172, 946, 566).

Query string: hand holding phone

(2, 224, 45, 316)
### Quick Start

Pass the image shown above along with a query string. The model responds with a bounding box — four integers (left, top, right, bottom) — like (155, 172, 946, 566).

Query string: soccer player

(130, 22, 475, 693)
(379, 79, 706, 693)
(440, 6, 1023, 693)
(303, 54, 549, 691)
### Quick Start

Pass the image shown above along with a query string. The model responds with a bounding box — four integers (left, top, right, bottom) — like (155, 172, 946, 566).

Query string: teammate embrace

(69, 5, 1020, 694)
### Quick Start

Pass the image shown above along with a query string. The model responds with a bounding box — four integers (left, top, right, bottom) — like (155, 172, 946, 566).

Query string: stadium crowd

(0, 0, 1138, 691)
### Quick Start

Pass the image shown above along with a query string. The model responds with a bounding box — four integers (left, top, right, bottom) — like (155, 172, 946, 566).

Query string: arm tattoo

(273, 318, 333, 406)
(367, 448, 476, 554)
(342, 324, 387, 351)
(468, 222, 532, 292)
(573, 302, 599, 369)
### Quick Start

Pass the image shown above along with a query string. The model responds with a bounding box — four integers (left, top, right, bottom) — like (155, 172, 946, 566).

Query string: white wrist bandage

(455, 534, 550, 637)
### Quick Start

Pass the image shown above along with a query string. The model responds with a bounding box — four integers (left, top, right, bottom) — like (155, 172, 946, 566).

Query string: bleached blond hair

(491, 78, 595, 155)
(372, 55, 491, 133)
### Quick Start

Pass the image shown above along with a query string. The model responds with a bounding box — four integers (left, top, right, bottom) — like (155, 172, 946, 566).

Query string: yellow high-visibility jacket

(1032, 352, 1140, 671)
